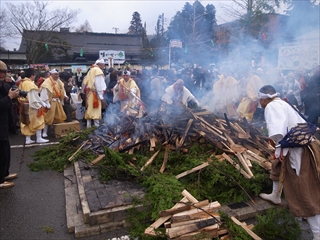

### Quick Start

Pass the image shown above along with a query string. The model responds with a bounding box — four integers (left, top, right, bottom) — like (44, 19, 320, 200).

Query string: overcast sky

(2, 0, 238, 50)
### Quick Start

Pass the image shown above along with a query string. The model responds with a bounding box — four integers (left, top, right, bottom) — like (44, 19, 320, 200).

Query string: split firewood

(220, 234, 231, 240)
(176, 119, 194, 149)
(68, 140, 88, 162)
(231, 216, 262, 240)
(200, 123, 227, 141)
(242, 152, 252, 167)
(170, 212, 220, 227)
(144, 197, 190, 236)
(246, 150, 271, 163)
(166, 218, 218, 238)
(246, 155, 272, 171)
(159, 200, 209, 217)
(169, 223, 219, 240)
(222, 153, 252, 179)
(175, 162, 210, 179)
(150, 135, 156, 151)
(234, 122, 248, 134)
(236, 152, 254, 178)
(140, 150, 160, 171)
(181, 189, 199, 203)
(128, 161, 136, 169)
(159, 144, 170, 173)
(171, 201, 221, 223)
(89, 154, 105, 166)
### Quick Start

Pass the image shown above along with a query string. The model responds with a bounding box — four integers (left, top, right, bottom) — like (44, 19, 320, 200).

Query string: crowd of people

(1, 58, 320, 239)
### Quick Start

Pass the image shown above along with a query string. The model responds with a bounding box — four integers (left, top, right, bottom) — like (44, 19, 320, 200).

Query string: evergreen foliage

(254, 206, 301, 239)
(220, 211, 252, 240)
(29, 128, 96, 172)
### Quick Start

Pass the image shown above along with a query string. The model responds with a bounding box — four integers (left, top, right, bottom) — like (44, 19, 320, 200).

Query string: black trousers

(0, 140, 10, 184)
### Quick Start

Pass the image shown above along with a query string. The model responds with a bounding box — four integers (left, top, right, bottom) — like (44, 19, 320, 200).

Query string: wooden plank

(166, 218, 218, 238)
(144, 197, 189, 236)
(171, 211, 220, 224)
(171, 202, 221, 223)
(242, 152, 252, 167)
(236, 152, 254, 178)
(176, 162, 210, 179)
(171, 224, 219, 240)
(246, 155, 272, 171)
(141, 150, 160, 171)
(170, 214, 220, 228)
(231, 216, 262, 240)
(159, 144, 170, 173)
(181, 189, 199, 203)
(222, 153, 252, 179)
(159, 200, 209, 217)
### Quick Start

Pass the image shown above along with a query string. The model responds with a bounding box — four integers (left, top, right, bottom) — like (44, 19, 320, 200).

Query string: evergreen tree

(284, 0, 319, 37)
(167, 0, 217, 65)
(149, 13, 168, 67)
(128, 11, 144, 35)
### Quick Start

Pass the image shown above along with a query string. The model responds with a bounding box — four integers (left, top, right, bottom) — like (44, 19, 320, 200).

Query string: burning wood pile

(80, 108, 274, 177)
(144, 189, 262, 240)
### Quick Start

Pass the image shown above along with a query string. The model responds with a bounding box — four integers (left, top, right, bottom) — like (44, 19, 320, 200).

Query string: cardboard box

(53, 120, 80, 138)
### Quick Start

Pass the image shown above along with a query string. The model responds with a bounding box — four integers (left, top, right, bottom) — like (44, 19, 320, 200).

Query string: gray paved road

(0, 132, 129, 240)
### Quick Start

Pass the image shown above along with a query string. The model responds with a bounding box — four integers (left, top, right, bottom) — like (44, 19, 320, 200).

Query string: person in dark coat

(60, 72, 74, 122)
(0, 60, 20, 189)
(304, 65, 320, 125)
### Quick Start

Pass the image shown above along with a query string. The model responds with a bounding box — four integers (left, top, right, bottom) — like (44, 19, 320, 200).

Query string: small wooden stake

(68, 140, 88, 162)
(141, 150, 160, 171)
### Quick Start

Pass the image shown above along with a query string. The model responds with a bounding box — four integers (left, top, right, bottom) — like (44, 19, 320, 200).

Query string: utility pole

(112, 27, 119, 34)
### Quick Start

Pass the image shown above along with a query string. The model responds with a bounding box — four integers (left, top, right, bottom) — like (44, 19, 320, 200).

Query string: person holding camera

(0, 60, 20, 189)
(18, 68, 49, 144)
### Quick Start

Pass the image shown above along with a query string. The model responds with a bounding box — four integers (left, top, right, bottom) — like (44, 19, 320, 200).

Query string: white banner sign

(170, 39, 182, 48)
(278, 44, 319, 70)
(99, 50, 125, 65)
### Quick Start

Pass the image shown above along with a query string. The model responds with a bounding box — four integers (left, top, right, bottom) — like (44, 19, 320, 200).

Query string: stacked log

(144, 189, 261, 240)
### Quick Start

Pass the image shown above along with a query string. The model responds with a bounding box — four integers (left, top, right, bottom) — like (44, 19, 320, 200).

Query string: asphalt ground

(0, 131, 129, 240)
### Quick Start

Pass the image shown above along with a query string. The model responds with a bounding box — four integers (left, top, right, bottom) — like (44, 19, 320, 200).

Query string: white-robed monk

(40, 69, 67, 137)
(161, 79, 199, 108)
(19, 68, 48, 144)
(258, 85, 320, 240)
(83, 58, 106, 128)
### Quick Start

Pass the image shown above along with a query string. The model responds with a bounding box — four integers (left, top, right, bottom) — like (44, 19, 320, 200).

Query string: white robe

(161, 85, 199, 107)
(265, 98, 306, 175)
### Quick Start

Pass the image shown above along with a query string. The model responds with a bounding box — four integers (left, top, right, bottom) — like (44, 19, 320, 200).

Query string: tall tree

(128, 12, 144, 35)
(220, 0, 283, 36)
(284, 0, 319, 37)
(0, 9, 16, 49)
(167, 0, 217, 65)
(5, 0, 80, 63)
(74, 20, 93, 33)
(148, 13, 168, 67)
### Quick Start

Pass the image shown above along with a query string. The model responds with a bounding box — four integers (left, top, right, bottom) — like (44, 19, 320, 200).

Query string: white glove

(46, 102, 51, 109)
(41, 102, 47, 108)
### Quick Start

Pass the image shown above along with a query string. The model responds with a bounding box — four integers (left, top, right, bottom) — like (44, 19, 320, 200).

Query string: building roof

(19, 30, 143, 63)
